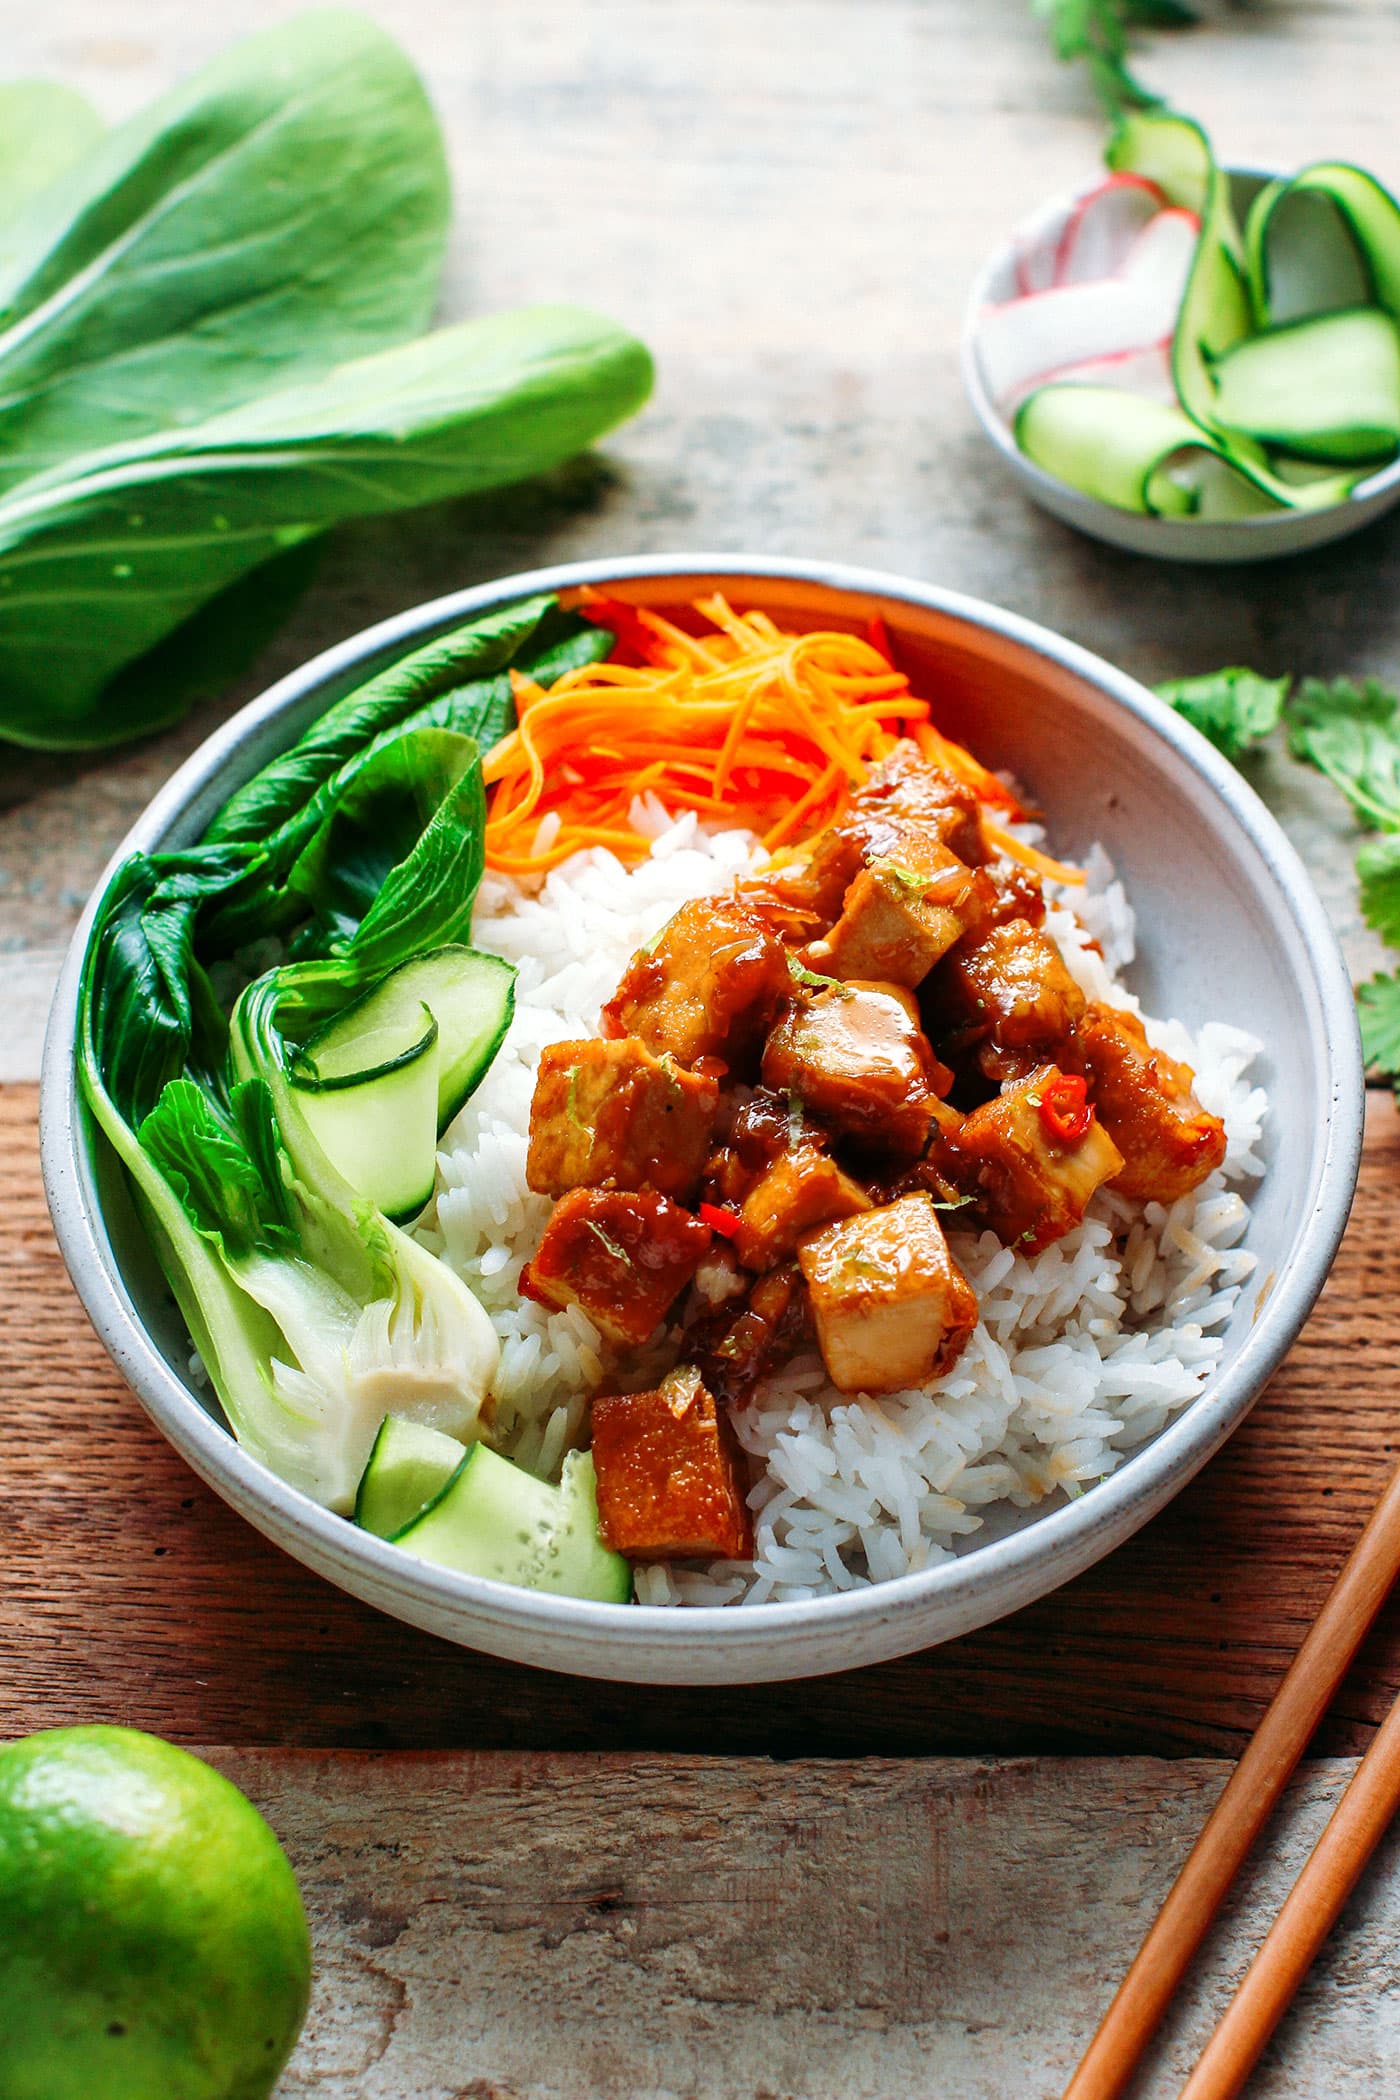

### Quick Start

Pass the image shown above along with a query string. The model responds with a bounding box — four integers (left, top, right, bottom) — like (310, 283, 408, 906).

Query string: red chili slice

(866, 613, 895, 665)
(1039, 1073, 1094, 1144)
(698, 1202, 742, 1239)
(577, 593, 657, 663)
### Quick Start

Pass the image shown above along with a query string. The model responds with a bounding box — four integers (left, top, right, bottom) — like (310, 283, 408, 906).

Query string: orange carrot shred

(482, 595, 1042, 874)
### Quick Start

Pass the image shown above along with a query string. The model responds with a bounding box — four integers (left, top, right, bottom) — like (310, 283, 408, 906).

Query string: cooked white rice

(415, 807, 1266, 1607)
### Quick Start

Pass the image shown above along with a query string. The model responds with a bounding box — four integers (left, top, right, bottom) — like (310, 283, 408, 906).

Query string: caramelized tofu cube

(852, 741, 991, 866)
(798, 1194, 977, 1393)
(806, 833, 992, 989)
(949, 1063, 1125, 1253)
(521, 1189, 712, 1346)
(761, 979, 948, 1159)
(591, 1366, 753, 1560)
(753, 808, 912, 928)
(933, 918, 1086, 1078)
(602, 897, 790, 1070)
(1077, 1002, 1228, 1203)
(732, 1144, 872, 1270)
(527, 1037, 718, 1201)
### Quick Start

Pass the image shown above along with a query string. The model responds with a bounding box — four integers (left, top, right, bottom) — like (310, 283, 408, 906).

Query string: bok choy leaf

(0, 83, 103, 228)
(0, 307, 652, 747)
(78, 596, 612, 1507)
(0, 13, 449, 486)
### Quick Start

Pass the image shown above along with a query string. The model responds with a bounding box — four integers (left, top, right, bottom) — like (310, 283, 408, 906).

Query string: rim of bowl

(960, 168, 1400, 540)
(41, 552, 1365, 1662)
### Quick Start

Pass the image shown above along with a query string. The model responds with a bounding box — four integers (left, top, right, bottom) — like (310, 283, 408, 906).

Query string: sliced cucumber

(1110, 109, 1252, 442)
(283, 944, 515, 1221)
(1210, 308, 1400, 464)
(389, 1442, 632, 1603)
(377, 945, 516, 1131)
(289, 999, 440, 1221)
(1016, 383, 1359, 519)
(354, 1414, 467, 1538)
(539, 1453, 633, 1603)
(1247, 162, 1400, 328)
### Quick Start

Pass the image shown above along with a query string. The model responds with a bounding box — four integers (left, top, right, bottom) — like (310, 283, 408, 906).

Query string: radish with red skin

(1052, 171, 1169, 287)
(998, 337, 1177, 417)
(977, 209, 1200, 414)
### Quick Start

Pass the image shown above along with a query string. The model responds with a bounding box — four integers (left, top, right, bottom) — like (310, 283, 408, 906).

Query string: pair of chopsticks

(1063, 1458, 1400, 2100)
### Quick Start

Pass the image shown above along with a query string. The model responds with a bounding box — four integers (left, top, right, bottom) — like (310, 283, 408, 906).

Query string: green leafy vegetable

(1359, 973, 1400, 1073)
(1287, 676, 1400, 829)
(1030, 0, 1195, 116)
(79, 597, 608, 1509)
(1157, 667, 1290, 760)
(139, 1078, 297, 1261)
(0, 17, 653, 748)
(0, 308, 652, 748)
(1357, 832, 1400, 946)
(0, 14, 448, 487)
(0, 82, 103, 228)
(1168, 658, 1400, 1081)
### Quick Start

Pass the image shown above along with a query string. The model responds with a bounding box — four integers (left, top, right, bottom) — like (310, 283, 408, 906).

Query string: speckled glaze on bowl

(42, 555, 1363, 1684)
(962, 171, 1400, 563)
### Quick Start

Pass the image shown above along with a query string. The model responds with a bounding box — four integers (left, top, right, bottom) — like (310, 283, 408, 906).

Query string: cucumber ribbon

(1012, 113, 1400, 518)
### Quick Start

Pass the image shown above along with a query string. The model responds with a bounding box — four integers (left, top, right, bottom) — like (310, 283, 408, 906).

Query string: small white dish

(962, 170, 1400, 563)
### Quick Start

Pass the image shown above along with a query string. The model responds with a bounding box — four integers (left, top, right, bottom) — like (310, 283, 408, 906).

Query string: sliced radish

(1119, 206, 1201, 287)
(1052, 172, 1168, 287)
(1013, 194, 1078, 296)
(978, 205, 1200, 415)
(998, 338, 1176, 416)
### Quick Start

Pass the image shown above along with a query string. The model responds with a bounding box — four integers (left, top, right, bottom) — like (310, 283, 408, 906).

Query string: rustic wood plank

(199, 1749, 1399, 2099)
(5, 1079, 1398, 1757)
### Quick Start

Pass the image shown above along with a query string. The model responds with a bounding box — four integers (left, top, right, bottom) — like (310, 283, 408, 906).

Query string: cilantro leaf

(1157, 667, 1289, 762)
(1030, 0, 1192, 114)
(1287, 677, 1400, 830)
(1358, 971, 1400, 1076)
(1357, 833, 1400, 948)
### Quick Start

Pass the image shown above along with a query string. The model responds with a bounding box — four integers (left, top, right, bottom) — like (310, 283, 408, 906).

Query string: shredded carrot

(985, 822, 1087, 887)
(481, 590, 1060, 876)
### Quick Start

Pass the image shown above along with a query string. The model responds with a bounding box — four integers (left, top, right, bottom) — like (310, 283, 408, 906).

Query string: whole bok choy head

(0, 13, 652, 747)
(78, 595, 611, 1511)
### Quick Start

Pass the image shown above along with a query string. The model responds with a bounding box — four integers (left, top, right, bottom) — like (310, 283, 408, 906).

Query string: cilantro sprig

(1155, 668, 1289, 763)
(1031, 0, 1196, 116)
(1159, 667, 1400, 1081)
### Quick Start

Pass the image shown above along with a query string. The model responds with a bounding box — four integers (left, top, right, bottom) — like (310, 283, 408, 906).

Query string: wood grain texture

(4, 1080, 1398, 1758)
(201, 1749, 1400, 2099)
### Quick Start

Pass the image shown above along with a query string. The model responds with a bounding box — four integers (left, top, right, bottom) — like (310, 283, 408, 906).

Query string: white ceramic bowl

(42, 555, 1364, 1683)
(962, 171, 1400, 563)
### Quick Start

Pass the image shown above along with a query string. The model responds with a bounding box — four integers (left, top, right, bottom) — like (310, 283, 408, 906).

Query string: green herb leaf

(0, 307, 653, 748)
(1358, 971, 1400, 1075)
(1358, 833, 1400, 947)
(1288, 676, 1400, 829)
(1157, 667, 1289, 760)
(585, 1219, 631, 1266)
(0, 82, 103, 230)
(0, 15, 449, 489)
(1030, 0, 1178, 114)
(787, 954, 850, 996)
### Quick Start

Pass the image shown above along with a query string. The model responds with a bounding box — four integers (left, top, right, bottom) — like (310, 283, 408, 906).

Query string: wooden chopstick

(1178, 1680, 1400, 2099)
(1062, 1457, 1400, 2100)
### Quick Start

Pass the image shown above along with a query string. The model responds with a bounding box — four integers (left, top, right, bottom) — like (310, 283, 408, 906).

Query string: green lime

(0, 1726, 311, 2100)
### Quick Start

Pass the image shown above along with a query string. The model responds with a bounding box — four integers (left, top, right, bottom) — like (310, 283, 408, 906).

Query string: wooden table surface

(7, 2, 1400, 2093)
